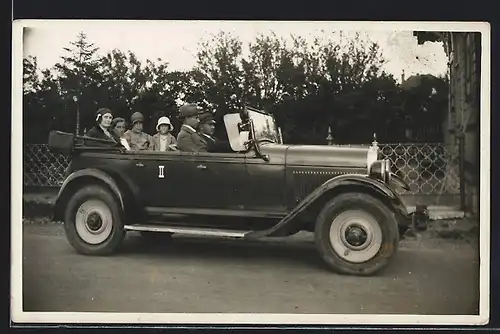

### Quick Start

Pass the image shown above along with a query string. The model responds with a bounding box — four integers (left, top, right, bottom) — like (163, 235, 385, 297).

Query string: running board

(124, 224, 251, 238)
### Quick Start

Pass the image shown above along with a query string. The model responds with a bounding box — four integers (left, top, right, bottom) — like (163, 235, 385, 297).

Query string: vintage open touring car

(48, 106, 427, 276)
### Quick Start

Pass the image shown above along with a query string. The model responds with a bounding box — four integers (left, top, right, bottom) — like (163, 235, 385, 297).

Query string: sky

(22, 21, 449, 83)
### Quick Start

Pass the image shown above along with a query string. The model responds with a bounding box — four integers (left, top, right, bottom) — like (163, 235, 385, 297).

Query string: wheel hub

(75, 199, 113, 245)
(344, 224, 368, 247)
(329, 209, 383, 263)
(86, 212, 103, 232)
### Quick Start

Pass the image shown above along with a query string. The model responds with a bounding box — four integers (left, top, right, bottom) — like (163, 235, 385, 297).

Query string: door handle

(136, 162, 144, 167)
(196, 164, 207, 170)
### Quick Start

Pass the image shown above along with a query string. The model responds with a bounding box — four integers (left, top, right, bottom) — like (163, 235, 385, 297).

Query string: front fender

(246, 174, 409, 238)
(53, 168, 125, 222)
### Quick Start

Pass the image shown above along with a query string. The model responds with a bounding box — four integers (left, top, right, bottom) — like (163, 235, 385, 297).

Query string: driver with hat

(197, 112, 233, 153)
(176, 104, 206, 152)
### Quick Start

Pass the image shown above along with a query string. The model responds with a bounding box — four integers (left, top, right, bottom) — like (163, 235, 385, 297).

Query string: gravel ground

(21, 223, 480, 315)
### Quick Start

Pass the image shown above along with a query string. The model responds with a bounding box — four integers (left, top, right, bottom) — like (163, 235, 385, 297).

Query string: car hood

(282, 144, 371, 168)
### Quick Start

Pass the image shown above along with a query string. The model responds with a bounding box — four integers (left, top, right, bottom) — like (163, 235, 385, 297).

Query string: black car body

(48, 106, 423, 276)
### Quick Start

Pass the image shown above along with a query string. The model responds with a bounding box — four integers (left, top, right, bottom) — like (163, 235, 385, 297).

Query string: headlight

(383, 159, 391, 182)
(366, 145, 379, 172)
(369, 159, 391, 183)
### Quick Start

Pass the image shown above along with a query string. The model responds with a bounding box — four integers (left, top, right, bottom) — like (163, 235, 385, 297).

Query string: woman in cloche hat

(151, 116, 177, 151)
(86, 107, 116, 141)
(123, 112, 154, 151)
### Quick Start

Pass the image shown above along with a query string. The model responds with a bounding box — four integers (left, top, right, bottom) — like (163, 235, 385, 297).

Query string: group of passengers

(86, 104, 231, 153)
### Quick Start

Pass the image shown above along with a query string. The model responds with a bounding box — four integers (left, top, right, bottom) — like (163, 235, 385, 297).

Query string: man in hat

(151, 116, 177, 151)
(197, 112, 233, 153)
(124, 111, 153, 151)
(176, 104, 206, 152)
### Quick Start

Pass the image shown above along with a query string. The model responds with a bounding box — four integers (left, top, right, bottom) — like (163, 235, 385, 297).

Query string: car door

(136, 150, 247, 212)
(177, 151, 247, 211)
(242, 146, 288, 215)
(142, 150, 188, 209)
(124, 151, 179, 208)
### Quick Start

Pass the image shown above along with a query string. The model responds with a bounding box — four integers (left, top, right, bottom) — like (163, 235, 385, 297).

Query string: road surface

(21, 224, 480, 315)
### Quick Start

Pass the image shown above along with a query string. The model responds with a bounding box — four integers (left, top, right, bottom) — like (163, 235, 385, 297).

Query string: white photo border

(11, 19, 491, 326)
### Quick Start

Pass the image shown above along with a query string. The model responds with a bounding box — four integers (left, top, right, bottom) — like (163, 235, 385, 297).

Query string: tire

(314, 193, 399, 276)
(64, 184, 126, 255)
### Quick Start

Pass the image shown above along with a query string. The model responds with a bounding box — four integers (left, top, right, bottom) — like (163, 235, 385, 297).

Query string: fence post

(73, 96, 80, 135)
(326, 126, 334, 145)
(457, 132, 466, 211)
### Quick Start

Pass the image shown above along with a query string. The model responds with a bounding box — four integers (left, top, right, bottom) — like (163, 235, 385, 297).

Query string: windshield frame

(244, 107, 280, 144)
(223, 106, 281, 153)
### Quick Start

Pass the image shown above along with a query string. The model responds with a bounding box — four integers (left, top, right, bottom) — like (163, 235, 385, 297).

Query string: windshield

(223, 108, 281, 152)
(247, 110, 280, 143)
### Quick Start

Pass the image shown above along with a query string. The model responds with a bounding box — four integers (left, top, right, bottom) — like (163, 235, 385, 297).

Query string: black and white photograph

(11, 20, 490, 325)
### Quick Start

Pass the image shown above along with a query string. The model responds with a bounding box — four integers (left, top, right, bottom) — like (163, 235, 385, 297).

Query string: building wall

(447, 32, 481, 215)
(413, 31, 481, 215)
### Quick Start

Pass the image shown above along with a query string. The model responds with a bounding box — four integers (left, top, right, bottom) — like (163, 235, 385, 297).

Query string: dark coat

(199, 133, 233, 153)
(85, 126, 120, 147)
(176, 125, 207, 152)
(86, 125, 115, 140)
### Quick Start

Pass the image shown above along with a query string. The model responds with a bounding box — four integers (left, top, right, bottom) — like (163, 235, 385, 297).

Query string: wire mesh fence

(22, 143, 461, 197)
(378, 143, 460, 196)
(24, 144, 69, 188)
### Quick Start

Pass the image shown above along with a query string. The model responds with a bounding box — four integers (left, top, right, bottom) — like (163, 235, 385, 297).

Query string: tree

(130, 63, 192, 134)
(193, 31, 245, 137)
(54, 31, 102, 135)
(241, 33, 291, 108)
(98, 49, 149, 121)
(23, 56, 40, 94)
(399, 74, 449, 142)
(22, 30, 442, 146)
(23, 56, 65, 143)
(240, 31, 398, 144)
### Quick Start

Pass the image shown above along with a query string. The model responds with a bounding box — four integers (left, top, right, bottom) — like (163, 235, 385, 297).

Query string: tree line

(23, 31, 448, 144)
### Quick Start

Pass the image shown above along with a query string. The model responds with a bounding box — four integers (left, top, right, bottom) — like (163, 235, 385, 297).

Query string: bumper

(398, 204, 429, 232)
(409, 205, 429, 232)
(389, 174, 428, 232)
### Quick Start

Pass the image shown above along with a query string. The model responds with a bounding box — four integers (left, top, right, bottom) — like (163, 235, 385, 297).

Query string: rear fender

(53, 168, 126, 222)
(246, 174, 409, 238)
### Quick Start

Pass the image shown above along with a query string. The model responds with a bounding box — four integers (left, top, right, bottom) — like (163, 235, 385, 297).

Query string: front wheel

(64, 184, 126, 255)
(314, 193, 399, 276)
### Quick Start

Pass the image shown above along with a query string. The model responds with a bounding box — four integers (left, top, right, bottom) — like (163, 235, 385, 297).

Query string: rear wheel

(64, 184, 125, 255)
(314, 193, 399, 276)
